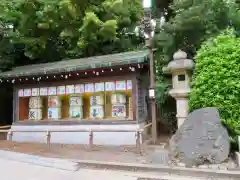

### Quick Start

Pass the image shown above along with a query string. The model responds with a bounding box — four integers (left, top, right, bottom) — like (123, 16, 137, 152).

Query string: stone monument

(169, 107, 230, 167)
(162, 50, 194, 128)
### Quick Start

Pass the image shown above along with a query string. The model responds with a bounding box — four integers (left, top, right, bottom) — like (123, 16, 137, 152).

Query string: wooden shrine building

(0, 50, 150, 145)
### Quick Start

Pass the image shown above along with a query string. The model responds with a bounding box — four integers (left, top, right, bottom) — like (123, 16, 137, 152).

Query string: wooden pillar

(136, 130, 141, 154)
(7, 130, 13, 141)
(46, 131, 51, 149)
(132, 76, 138, 122)
(89, 130, 93, 150)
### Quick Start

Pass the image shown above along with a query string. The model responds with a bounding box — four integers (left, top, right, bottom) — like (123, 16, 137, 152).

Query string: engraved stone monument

(169, 107, 230, 167)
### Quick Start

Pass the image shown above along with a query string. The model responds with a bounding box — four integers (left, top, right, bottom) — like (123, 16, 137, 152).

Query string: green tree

(0, 0, 144, 69)
(189, 29, 240, 150)
(155, 0, 231, 60)
(152, 0, 239, 132)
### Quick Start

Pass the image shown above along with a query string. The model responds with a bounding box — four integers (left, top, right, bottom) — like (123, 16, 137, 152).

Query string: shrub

(189, 29, 240, 150)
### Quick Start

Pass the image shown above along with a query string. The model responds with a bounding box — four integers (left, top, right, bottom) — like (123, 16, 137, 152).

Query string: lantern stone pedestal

(169, 89, 190, 128)
(163, 50, 194, 128)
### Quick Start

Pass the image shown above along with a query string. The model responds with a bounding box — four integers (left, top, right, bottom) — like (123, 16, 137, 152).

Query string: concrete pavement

(0, 158, 138, 180)
(1, 157, 237, 180)
(0, 150, 239, 180)
(0, 150, 79, 171)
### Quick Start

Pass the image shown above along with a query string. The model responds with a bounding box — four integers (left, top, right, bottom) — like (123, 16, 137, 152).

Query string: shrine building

(0, 50, 150, 145)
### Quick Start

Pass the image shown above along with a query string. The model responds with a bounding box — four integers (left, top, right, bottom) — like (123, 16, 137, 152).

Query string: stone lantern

(162, 50, 194, 128)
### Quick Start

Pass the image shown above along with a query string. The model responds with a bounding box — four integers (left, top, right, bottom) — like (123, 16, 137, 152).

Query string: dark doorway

(0, 84, 13, 125)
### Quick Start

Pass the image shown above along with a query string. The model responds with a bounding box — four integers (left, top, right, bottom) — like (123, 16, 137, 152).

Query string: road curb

(73, 159, 240, 178)
(0, 150, 79, 171)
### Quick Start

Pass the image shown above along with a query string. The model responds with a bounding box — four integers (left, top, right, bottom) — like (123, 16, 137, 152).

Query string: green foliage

(154, 0, 232, 98)
(0, 0, 144, 69)
(154, 0, 240, 132)
(228, 0, 240, 30)
(155, 0, 231, 60)
(154, 49, 177, 133)
(189, 29, 240, 150)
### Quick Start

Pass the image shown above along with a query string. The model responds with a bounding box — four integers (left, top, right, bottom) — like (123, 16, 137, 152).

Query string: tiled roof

(0, 50, 148, 78)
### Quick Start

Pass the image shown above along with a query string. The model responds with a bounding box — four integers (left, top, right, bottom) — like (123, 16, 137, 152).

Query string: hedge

(189, 29, 240, 150)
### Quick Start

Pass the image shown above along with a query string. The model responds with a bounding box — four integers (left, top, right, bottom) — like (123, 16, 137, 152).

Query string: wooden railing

(0, 123, 152, 154)
(0, 125, 11, 129)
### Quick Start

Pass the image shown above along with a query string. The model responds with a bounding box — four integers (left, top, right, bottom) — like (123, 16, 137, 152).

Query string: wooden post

(238, 136, 240, 153)
(136, 131, 141, 154)
(7, 130, 13, 141)
(46, 131, 51, 149)
(139, 131, 143, 155)
(89, 130, 93, 150)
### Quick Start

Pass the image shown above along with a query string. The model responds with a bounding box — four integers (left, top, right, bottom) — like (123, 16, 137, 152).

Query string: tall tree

(155, 0, 231, 60)
(0, 0, 144, 69)
(153, 0, 238, 99)
(152, 0, 237, 131)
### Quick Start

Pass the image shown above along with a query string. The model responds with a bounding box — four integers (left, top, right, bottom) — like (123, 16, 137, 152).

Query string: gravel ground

(0, 140, 152, 164)
(0, 140, 237, 170)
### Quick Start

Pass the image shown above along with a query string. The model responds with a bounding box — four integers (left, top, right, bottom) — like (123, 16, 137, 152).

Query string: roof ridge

(0, 50, 149, 78)
(13, 50, 147, 70)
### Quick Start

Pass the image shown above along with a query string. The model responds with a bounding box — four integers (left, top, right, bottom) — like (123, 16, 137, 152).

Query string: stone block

(169, 107, 230, 167)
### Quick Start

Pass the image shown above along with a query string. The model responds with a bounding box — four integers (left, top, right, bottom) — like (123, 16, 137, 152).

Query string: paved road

(0, 158, 138, 180)
(0, 158, 229, 180)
